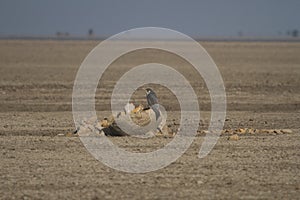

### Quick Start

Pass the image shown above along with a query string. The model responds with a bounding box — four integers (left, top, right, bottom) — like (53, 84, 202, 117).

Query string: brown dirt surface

(0, 40, 299, 199)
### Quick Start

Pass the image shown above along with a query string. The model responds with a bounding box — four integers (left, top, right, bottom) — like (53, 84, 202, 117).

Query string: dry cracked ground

(0, 40, 299, 199)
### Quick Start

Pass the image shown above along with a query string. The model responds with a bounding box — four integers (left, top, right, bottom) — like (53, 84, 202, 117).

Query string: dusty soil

(0, 40, 299, 199)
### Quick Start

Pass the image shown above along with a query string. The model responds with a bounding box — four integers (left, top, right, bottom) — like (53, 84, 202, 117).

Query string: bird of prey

(145, 88, 160, 120)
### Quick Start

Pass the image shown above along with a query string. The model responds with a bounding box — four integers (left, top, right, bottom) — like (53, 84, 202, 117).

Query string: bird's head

(145, 88, 153, 95)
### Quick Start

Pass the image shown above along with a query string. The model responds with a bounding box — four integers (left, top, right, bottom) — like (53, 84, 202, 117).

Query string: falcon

(145, 88, 160, 120)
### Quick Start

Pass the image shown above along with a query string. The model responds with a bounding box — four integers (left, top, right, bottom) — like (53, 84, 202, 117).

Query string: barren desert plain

(0, 39, 299, 199)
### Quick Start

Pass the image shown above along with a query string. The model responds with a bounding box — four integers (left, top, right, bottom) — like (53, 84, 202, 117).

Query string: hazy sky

(0, 0, 299, 37)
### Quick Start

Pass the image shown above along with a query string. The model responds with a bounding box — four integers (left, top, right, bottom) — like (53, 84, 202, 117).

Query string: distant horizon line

(0, 34, 299, 42)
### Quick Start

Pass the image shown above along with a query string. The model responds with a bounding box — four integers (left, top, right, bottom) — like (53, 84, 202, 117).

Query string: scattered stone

(267, 129, 275, 134)
(124, 103, 135, 114)
(173, 122, 180, 126)
(197, 180, 204, 185)
(221, 129, 233, 135)
(237, 128, 247, 134)
(228, 134, 240, 141)
(281, 129, 293, 134)
(157, 125, 175, 137)
(102, 123, 129, 137)
(65, 132, 77, 137)
(72, 103, 168, 137)
(274, 129, 282, 134)
(100, 118, 110, 128)
(248, 128, 257, 134)
(69, 102, 294, 138)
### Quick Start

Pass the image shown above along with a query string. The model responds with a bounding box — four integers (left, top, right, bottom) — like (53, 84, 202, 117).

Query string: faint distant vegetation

(236, 29, 299, 38)
(54, 29, 96, 39)
(292, 29, 298, 37)
(88, 29, 94, 37)
(287, 29, 298, 37)
(238, 31, 243, 37)
(56, 32, 70, 37)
